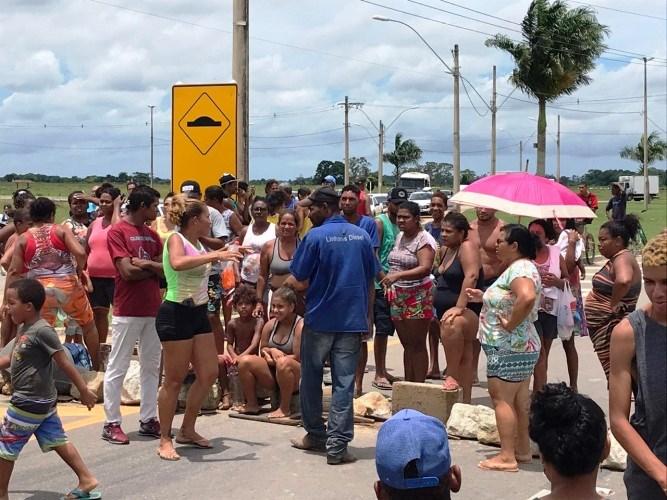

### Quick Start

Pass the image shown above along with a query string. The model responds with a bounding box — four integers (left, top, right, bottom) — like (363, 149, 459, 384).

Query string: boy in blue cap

(374, 409, 461, 499)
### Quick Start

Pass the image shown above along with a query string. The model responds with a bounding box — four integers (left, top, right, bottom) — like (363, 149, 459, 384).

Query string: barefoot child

(0, 278, 100, 500)
(219, 285, 263, 410)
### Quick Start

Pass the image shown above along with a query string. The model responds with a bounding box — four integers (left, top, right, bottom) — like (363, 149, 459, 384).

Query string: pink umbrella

(449, 172, 597, 219)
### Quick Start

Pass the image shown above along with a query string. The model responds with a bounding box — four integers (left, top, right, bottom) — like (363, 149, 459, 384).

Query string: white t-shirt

(557, 230, 583, 261)
(208, 205, 230, 275)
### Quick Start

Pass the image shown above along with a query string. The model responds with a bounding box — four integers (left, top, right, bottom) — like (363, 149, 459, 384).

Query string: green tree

(460, 169, 478, 185)
(486, 0, 607, 176)
(349, 157, 372, 181)
(314, 160, 344, 185)
(418, 161, 453, 186)
(620, 131, 667, 173)
(383, 133, 423, 185)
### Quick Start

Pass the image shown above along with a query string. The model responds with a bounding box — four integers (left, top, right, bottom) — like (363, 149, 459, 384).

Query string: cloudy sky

(1, 0, 665, 182)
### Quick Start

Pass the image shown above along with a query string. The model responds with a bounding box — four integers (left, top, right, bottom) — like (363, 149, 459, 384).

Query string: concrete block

(71, 371, 105, 403)
(602, 431, 627, 471)
(178, 381, 221, 411)
(391, 381, 461, 424)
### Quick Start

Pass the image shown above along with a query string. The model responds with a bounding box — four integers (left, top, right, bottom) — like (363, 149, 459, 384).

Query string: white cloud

(0, 0, 664, 181)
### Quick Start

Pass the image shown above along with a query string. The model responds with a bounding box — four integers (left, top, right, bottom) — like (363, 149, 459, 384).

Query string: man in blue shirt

(287, 187, 377, 465)
(339, 184, 380, 398)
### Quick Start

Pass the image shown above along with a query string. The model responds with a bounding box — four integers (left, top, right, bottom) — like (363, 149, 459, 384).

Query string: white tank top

(240, 223, 276, 284)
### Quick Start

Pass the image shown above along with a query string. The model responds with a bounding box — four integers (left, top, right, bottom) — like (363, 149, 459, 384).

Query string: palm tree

(486, 0, 607, 176)
(383, 133, 423, 185)
(620, 131, 667, 172)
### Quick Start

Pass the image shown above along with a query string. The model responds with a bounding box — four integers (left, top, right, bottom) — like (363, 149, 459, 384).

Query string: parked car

(370, 194, 388, 216)
(408, 191, 431, 214)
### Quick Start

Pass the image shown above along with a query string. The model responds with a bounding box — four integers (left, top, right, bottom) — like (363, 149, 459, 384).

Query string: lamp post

(643, 56, 654, 211)
(372, 15, 461, 193)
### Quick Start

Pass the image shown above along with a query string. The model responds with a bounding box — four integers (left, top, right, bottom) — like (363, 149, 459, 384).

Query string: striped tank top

(163, 232, 210, 306)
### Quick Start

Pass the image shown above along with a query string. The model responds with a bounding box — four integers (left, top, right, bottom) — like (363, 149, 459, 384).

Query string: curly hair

(166, 194, 207, 228)
(233, 284, 258, 307)
(642, 232, 667, 267)
(529, 383, 607, 477)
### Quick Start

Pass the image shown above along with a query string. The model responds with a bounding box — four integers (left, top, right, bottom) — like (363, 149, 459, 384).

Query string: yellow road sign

(172, 83, 237, 193)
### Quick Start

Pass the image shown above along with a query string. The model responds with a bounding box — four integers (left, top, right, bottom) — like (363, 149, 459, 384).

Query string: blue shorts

(482, 345, 539, 383)
(0, 404, 68, 461)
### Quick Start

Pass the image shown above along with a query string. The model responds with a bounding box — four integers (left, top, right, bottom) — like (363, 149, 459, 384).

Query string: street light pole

(233, 0, 249, 182)
(148, 105, 155, 187)
(378, 120, 384, 193)
(372, 15, 460, 192)
(491, 65, 497, 175)
(642, 56, 653, 211)
(344, 96, 350, 186)
(556, 114, 560, 182)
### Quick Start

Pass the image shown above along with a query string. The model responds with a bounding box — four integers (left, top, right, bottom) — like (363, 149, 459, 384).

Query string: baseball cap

(388, 187, 409, 203)
(323, 175, 336, 185)
(376, 409, 451, 490)
(180, 180, 201, 196)
(219, 173, 237, 186)
(297, 187, 340, 207)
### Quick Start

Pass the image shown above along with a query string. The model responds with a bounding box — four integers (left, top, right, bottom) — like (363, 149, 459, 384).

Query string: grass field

(0, 182, 664, 239)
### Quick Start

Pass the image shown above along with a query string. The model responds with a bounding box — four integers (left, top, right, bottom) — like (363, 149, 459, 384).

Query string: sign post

(172, 83, 237, 192)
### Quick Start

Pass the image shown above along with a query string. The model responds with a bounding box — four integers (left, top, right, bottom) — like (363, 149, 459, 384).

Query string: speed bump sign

(172, 83, 237, 193)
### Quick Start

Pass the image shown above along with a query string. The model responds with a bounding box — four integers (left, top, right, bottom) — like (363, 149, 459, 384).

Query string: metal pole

(643, 57, 649, 210)
(556, 114, 561, 182)
(148, 105, 155, 187)
(491, 65, 496, 175)
(519, 140, 523, 171)
(233, 0, 249, 182)
(344, 95, 350, 186)
(378, 120, 384, 193)
(453, 44, 460, 193)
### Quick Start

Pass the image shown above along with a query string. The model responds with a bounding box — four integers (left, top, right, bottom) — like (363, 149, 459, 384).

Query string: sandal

(371, 380, 392, 391)
(61, 488, 102, 499)
(478, 459, 519, 473)
(218, 393, 232, 411)
(441, 376, 460, 391)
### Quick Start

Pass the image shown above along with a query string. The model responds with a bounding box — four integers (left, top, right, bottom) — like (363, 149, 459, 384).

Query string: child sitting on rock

(218, 285, 263, 411)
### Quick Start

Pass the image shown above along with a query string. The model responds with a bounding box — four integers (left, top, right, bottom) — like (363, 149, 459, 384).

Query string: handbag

(556, 281, 576, 340)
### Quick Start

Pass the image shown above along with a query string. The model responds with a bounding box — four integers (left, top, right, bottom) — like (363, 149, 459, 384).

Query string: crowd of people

(0, 176, 663, 499)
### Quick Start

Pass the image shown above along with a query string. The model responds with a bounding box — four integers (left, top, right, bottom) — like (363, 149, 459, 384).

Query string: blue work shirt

(290, 215, 377, 333)
(350, 215, 380, 249)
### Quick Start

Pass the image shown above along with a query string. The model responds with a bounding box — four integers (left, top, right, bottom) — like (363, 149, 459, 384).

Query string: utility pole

(642, 56, 653, 211)
(519, 140, 523, 171)
(344, 95, 350, 186)
(556, 114, 561, 183)
(148, 105, 155, 187)
(525, 158, 530, 173)
(491, 65, 497, 175)
(233, 0, 249, 182)
(453, 44, 461, 193)
(378, 120, 384, 193)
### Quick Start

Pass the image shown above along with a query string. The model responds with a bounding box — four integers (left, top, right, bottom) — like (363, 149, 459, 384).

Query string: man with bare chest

(469, 208, 506, 383)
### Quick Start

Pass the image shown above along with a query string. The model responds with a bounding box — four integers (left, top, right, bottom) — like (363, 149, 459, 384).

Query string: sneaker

(102, 423, 129, 445)
(138, 418, 161, 439)
(327, 450, 357, 465)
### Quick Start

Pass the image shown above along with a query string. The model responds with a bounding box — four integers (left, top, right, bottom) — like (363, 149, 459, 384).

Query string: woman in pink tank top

(86, 186, 122, 343)
(6, 197, 100, 370)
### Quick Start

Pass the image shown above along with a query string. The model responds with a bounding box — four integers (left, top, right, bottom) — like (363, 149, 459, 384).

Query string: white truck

(618, 175, 659, 200)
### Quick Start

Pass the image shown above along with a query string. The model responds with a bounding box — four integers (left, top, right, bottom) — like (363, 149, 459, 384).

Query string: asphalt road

(1, 258, 637, 499)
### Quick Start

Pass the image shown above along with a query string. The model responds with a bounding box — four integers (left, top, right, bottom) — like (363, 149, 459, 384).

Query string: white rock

(476, 405, 500, 446)
(121, 360, 141, 405)
(71, 371, 105, 403)
(354, 391, 392, 418)
(602, 431, 627, 471)
(178, 381, 221, 411)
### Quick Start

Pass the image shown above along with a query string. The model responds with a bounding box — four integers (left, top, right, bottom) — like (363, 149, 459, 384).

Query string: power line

(496, 92, 642, 114)
(647, 117, 667, 134)
(249, 136, 373, 150)
(569, 0, 667, 21)
(365, 0, 667, 67)
(425, 0, 667, 61)
(250, 127, 344, 139)
(459, 77, 489, 116)
(0, 140, 167, 150)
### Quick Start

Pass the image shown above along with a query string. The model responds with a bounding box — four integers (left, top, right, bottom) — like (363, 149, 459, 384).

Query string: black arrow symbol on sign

(187, 116, 222, 127)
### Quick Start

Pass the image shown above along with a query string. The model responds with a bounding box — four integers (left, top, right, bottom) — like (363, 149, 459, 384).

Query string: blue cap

(323, 175, 336, 185)
(376, 409, 451, 490)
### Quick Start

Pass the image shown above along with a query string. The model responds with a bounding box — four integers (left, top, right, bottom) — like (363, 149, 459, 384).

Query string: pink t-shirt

(107, 220, 162, 317)
(388, 230, 437, 287)
(87, 218, 115, 278)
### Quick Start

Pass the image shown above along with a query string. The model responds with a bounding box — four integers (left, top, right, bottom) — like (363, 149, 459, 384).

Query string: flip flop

(441, 376, 461, 392)
(175, 437, 213, 449)
(371, 380, 392, 391)
(156, 449, 180, 461)
(478, 460, 519, 473)
(61, 488, 102, 499)
(515, 454, 533, 463)
(236, 407, 260, 416)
